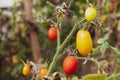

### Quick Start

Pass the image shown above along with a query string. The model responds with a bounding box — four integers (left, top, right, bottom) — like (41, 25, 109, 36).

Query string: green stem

(59, 19, 85, 52)
(46, 49, 60, 75)
(113, 52, 119, 74)
(107, 73, 120, 80)
(91, 58, 100, 68)
(77, 57, 100, 67)
(46, 1, 55, 8)
(47, 19, 85, 75)
(57, 29, 60, 48)
(107, 51, 119, 80)
(68, 0, 73, 8)
(77, 56, 101, 74)
(76, 57, 86, 60)
(11, 1, 17, 27)
(57, 20, 61, 48)
(86, 0, 89, 5)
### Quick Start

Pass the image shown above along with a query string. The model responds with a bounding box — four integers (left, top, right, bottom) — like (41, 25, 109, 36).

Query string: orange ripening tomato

(22, 64, 30, 76)
(76, 30, 93, 56)
(63, 55, 78, 75)
(39, 68, 48, 78)
(48, 27, 57, 41)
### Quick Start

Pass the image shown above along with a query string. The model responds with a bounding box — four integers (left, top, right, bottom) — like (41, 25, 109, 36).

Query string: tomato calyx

(66, 46, 78, 55)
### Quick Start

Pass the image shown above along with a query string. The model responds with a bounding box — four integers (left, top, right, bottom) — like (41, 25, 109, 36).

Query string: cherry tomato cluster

(62, 6, 96, 75)
(22, 62, 48, 78)
(22, 4, 97, 77)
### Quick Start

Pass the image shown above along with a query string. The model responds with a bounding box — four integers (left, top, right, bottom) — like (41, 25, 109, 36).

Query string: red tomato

(63, 55, 78, 75)
(48, 27, 57, 41)
(109, 4, 114, 13)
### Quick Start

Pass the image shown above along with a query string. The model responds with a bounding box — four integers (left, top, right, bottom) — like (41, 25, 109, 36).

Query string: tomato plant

(48, 27, 57, 41)
(76, 30, 93, 56)
(22, 64, 30, 76)
(9, 0, 119, 80)
(63, 55, 78, 75)
(39, 68, 48, 78)
(85, 7, 97, 21)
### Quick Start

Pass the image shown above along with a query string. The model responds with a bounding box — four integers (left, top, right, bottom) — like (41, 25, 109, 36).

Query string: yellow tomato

(76, 30, 93, 56)
(12, 55, 18, 64)
(100, 15, 107, 24)
(85, 7, 97, 21)
(22, 64, 30, 76)
(39, 68, 48, 78)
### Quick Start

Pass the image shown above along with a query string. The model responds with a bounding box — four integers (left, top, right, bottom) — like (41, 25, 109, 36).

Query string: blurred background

(0, 0, 120, 80)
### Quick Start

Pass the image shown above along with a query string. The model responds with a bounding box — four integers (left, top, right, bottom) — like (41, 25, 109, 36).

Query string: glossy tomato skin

(85, 7, 97, 21)
(22, 64, 30, 76)
(76, 30, 93, 56)
(63, 56, 78, 75)
(48, 27, 57, 41)
(39, 68, 48, 78)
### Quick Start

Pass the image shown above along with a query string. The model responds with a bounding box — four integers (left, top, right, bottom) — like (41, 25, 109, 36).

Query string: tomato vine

(19, 0, 120, 80)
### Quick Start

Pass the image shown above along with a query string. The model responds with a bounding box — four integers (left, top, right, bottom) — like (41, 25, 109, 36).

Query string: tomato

(109, 4, 114, 13)
(22, 64, 30, 76)
(85, 7, 97, 21)
(48, 27, 57, 41)
(76, 30, 93, 56)
(63, 55, 78, 75)
(39, 68, 48, 78)
(12, 55, 18, 64)
(100, 15, 107, 24)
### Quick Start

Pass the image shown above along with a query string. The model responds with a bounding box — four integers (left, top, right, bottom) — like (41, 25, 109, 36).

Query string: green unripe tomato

(85, 7, 97, 21)
(82, 74, 107, 80)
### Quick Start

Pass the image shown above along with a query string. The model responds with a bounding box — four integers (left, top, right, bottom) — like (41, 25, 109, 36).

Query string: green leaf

(97, 38, 106, 44)
(11, 63, 23, 76)
(92, 48, 97, 55)
(97, 38, 109, 54)
(82, 74, 107, 80)
(99, 42, 109, 54)
(72, 76, 79, 80)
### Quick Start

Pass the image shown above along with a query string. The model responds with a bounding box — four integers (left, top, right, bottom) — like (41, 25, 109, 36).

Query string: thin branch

(24, 0, 41, 63)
